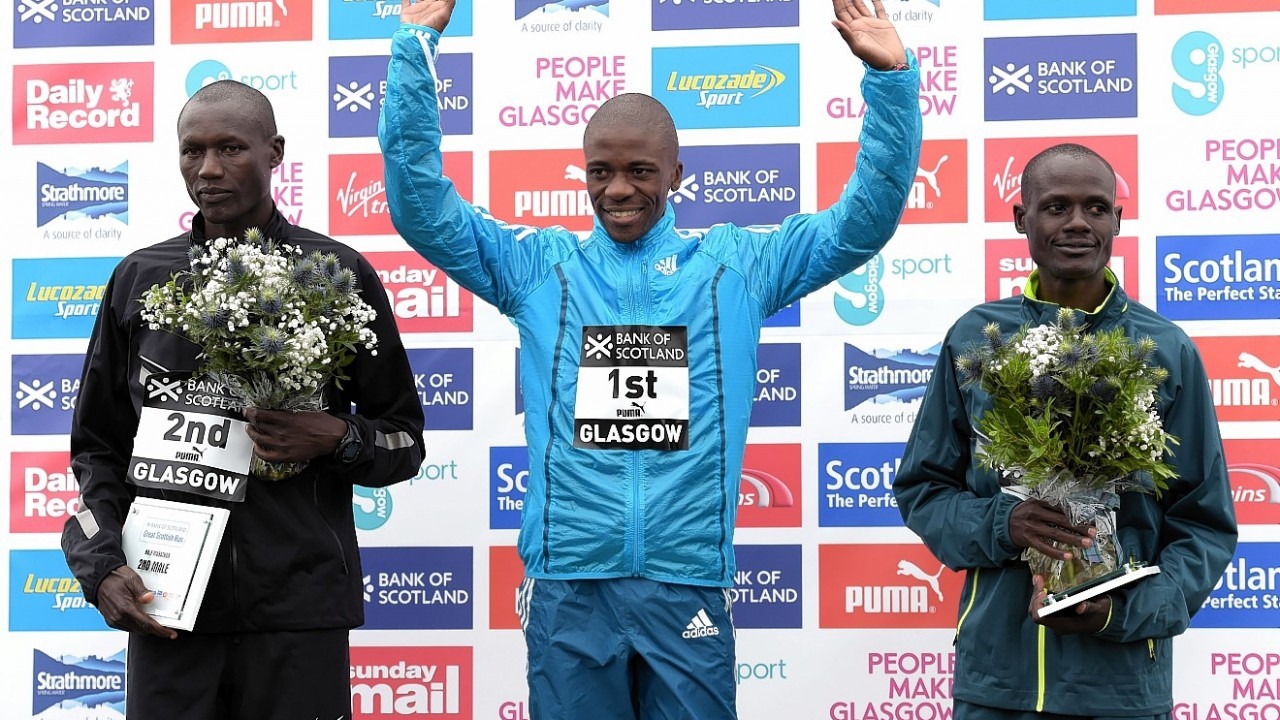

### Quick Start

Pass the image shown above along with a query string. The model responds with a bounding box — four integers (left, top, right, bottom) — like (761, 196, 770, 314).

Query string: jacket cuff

(992, 493, 1023, 560)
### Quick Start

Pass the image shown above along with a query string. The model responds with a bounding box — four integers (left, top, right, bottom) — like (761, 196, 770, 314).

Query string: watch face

(338, 440, 362, 462)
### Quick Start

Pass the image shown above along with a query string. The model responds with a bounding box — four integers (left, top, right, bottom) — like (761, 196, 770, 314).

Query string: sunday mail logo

(818, 443, 904, 528)
(1224, 439, 1280, 526)
(652, 44, 799, 130)
(819, 543, 962, 629)
(1157, 235, 1280, 321)
(737, 444, 801, 528)
(365, 251, 473, 334)
(349, 646, 473, 719)
(1193, 543, 1280, 628)
(984, 0, 1134, 20)
(669, 144, 800, 229)
(818, 140, 967, 225)
(14, 62, 153, 145)
(11, 451, 79, 534)
(360, 546, 473, 630)
(1156, 0, 1280, 13)
(1193, 336, 1280, 423)
(984, 236, 1139, 303)
(490, 149, 592, 232)
(488, 545, 523, 630)
(12, 354, 83, 436)
(171, 0, 312, 43)
(730, 544, 802, 629)
(652, 0, 798, 31)
(984, 34, 1137, 121)
(750, 343, 801, 427)
(14, 0, 154, 48)
(984, 135, 1139, 222)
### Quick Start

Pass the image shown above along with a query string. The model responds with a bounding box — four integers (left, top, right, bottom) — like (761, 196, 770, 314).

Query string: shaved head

(1021, 143, 1114, 205)
(179, 79, 278, 140)
(584, 93, 679, 158)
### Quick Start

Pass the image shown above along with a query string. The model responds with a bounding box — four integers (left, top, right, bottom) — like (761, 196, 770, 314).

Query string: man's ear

(670, 160, 684, 192)
(270, 135, 285, 168)
(1113, 205, 1123, 234)
(1012, 204, 1027, 234)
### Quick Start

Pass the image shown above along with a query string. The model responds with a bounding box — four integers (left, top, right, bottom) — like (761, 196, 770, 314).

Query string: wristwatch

(334, 419, 364, 463)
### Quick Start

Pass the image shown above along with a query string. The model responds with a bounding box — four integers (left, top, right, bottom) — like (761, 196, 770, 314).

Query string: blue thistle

(956, 354, 983, 384)
(983, 322, 1006, 353)
(1030, 374, 1057, 401)
(1132, 336, 1156, 363)
(251, 327, 287, 357)
(257, 289, 284, 316)
(225, 249, 247, 283)
(198, 307, 231, 330)
(1060, 344, 1083, 369)
(291, 258, 317, 285)
(330, 268, 357, 295)
(1089, 379, 1118, 405)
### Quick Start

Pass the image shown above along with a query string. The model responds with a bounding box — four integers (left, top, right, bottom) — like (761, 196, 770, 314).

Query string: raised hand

(831, 0, 908, 72)
(401, 0, 456, 34)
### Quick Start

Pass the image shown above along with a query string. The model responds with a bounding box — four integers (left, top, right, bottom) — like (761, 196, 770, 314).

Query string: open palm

(401, 0, 456, 33)
(831, 0, 907, 71)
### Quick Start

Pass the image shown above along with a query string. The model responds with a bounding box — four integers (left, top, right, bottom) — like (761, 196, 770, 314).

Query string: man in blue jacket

(893, 143, 1238, 720)
(381, 1, 921, 716)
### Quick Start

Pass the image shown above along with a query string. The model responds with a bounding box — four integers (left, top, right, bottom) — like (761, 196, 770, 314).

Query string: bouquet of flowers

(956, 307, 1178, 592)
(141, 228, 379, 480)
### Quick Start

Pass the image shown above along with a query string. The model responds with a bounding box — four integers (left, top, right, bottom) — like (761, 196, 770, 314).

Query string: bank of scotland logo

(1171, 31, 1224, 116)
(15, 0, 155, 48)
(985, 34, 1138, 121)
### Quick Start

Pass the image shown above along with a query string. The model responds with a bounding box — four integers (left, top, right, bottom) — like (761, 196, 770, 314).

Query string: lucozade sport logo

(652, 44, 799, 129)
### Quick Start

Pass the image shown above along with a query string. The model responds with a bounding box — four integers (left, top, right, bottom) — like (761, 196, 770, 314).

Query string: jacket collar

(189, 206, 290, 246)
(589, 200, 678, 255)
(1021, 267, 1128, 330)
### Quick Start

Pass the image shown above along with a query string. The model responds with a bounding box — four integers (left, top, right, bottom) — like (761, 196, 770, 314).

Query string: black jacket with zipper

(62, 209, 425, 633)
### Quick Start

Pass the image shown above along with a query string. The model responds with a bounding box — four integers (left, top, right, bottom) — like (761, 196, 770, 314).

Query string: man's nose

(198, 151, 224, 177)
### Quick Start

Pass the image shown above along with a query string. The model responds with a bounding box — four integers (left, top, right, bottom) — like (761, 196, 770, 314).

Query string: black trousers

(126, 628, 351, 720)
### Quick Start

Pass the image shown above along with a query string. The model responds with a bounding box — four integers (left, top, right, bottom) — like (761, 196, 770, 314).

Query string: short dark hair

(178, 79, 278, 138)
(583, 93, 678, 154)
(1020, 143, 1115, 204)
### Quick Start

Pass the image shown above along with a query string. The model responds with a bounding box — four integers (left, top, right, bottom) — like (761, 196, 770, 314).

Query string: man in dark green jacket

(893, 143, 1237, 719)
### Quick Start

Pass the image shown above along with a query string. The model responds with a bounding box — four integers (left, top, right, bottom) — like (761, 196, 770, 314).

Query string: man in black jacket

(62, 80, 425, 720)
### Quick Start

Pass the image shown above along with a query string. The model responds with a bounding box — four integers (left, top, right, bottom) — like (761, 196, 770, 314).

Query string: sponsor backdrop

(4, 1, 1278, 718)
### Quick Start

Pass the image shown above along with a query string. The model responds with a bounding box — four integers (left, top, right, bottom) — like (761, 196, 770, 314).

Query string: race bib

(573, 325, 689, 451)
(127, 372, 252, 502)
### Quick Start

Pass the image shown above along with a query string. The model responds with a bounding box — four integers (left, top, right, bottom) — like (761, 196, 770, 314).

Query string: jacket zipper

(1148, 638, 1156, 660)
(315, 478, 349, 574)
(953, 567, 980, 645)
(229, 512, 241, 632)
(628, 248, 647, 576)
(1036, 625, 1047, 711)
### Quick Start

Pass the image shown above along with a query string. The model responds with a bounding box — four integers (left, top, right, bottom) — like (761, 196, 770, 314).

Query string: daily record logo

(984, 134, 1139, 223)
(407, 348, 474, 431)
(349, 646, 472, 718)
(10, 550, 107, 631)
(819, 443, 904, 527)
(37, 161, 128, 228)
(14, 63, 153, 145)
(1224, 439, 1280, 526)
(15, 0, 153, 48)
(652, 0, 798, 31)
(652, 44, 799, 129)
(171, 0, 313, 43)
(750, 343, 801, 427)
(844, 343, 936, 411)
(1195, 543, 1280, 627)
(366, 251, 474, 334)
(490, 149, 592, 232)
(984, 0, 1135, 20)
(185, 59, 299, 97)
(984, 34, 1137, 121)
(360, 547, 473, 630)
(737, 444, 801, 529)
(490, 446, 529, 530)
(12, 354, 82, 435)
(668, 144, 799, 229)
(11, 451, 80, 534)
(818, 543, 962, 629)
(330, 0, 473, 39)
(13, 257, 116, 339)
(730, 544, 802, 629)
(1156, 235, 1280, 321)
(32, 647, 126, 716)
(1193, 336, 1280, 423)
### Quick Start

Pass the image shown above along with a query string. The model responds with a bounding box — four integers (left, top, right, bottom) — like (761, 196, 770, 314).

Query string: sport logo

(32, 647, 126, 715)
(652, 45, 800, 129)
(1193, 336, 1280, 422)
(1224, 439, 1280, 526)
(15, 0, 154, 49)
(819, 543, 962, 628)
(682, 608, 720, 639)
(1171, 31, 1224, 116)
(349, 646, 473, 718)
(654, 255, 678, 276)
(984, 135, 1139, 222)
(172, 0, 312, 43)
(10, 549, 107, 630)
(365, 251, 473, 334)
(844, 343, 936, 411)
(14, 63, 153, 145)
(984, 236, 1140, 303)
(13, 257, 117, 340)
(737, 444, 801, 528)
(831, 255, 884, 327)
(491, 150, 593, 232)
(984, 34, 1138, 121)
(36, 161, 129, 228)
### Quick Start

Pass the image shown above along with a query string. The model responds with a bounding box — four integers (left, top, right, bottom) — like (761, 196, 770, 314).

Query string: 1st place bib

(573, 325, 689, 451)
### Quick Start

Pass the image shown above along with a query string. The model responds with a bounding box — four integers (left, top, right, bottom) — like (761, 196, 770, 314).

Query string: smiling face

(582, 95, 683, 244)
(1014, 152, 1122, 306)
(177, 94, 282, 240)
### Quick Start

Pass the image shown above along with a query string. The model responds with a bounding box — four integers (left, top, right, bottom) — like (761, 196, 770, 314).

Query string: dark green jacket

(894, 272, 1237, 715)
